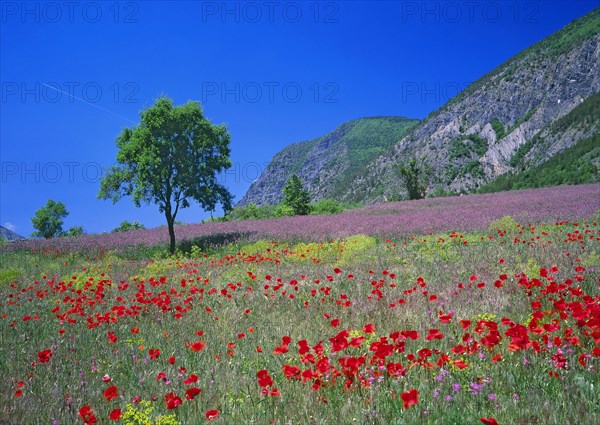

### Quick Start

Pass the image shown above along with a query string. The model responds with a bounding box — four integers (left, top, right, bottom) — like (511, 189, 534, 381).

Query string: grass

(0, 214, 599, 424)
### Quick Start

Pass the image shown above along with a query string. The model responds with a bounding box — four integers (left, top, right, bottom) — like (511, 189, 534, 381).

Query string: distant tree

(112, 220, 146, 233)
(282, 174, 311, 215)
(31, 200, 68, 239)
(67, 226, 84, 237)
(98, 97, 233, 254)
(392, 158, 431, 200)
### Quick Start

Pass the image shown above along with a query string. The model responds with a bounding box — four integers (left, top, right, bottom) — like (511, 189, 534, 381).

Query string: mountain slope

(239, 116, 419, 205)
(344, 9, 600, 202)
(0, 226, 24, 241)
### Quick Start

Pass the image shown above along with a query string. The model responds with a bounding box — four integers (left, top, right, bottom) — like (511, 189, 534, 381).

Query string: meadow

(1, 184, 599, 424)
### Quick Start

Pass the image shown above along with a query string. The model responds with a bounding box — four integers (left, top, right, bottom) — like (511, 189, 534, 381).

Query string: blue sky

(1, 0, 598, 236)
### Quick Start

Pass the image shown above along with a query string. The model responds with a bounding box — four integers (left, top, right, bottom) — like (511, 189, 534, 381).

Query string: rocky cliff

(242, 9, 600, 205)
(238, 116, 418, 205)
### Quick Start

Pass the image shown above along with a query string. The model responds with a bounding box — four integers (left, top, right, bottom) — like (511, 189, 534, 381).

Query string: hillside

(345, 9, 600, 202)
(238, 116, 418, 206)
(242, 9, 600, 205)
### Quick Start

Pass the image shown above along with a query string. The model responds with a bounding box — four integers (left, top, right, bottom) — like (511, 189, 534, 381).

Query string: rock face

(0, 226, 24, 241)
(238, 116, 418, 206)
(242, 9, 600, 205)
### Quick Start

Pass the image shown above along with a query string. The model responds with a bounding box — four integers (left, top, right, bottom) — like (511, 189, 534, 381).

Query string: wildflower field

(1, 185, 599, 424)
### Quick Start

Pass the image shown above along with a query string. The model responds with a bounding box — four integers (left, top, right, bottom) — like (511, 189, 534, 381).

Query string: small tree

(98, 96, 233, 253)
(67, 226, 84, 237)
(282, 174, 311, 215)
(392, 158, 430, 200)
(31, 200, 68, 238)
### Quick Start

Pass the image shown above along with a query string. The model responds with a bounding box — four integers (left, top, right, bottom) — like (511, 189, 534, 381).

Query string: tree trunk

(167, 215, 176, 254)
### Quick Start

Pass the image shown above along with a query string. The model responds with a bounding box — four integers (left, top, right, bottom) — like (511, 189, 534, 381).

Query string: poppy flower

(164, 392, 182, 409)
(362, 323, 375, 334)
(257, 369, 273, 387)
(185, 387, 202, 400)
(109, 409, 122, 421)
(37, 349, 52, 363)
(184, 373, 199, 385)
(103, 386, 118, 401)
(401, 389, 419, 409)
(190, 341, 206, 352)
(283, 364, 301, 379)
(480, 418, 499, 425)
(149, 348, 160, 359)
(205, 409, 219, 420)
(78, 405, 97, 424)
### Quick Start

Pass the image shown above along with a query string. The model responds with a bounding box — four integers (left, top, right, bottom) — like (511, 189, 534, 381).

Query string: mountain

(345, 9, 600, 202)
(242, 9, 600, 205)
(0, 226, 24, 241)
(238, 116, 419, 206)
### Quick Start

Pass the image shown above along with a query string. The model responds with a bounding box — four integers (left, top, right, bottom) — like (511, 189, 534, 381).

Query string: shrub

(488, 215, 519, 233)
(311, 199, 344, 215)
(67, 226, 84, 237)
(274, 203, 295, 217)
(113, 221, 146, 233)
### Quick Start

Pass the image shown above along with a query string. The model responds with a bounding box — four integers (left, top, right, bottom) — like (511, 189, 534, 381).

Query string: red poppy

(149, 348, 160, 359)
(283, 364, 301, 379)
(362, 323, 375, 334)
(37, 349, 52, 363)
(190, 341, 206, 352)
(401, 389, 419, 409)
(168, 356, 176, 365)
(164, 392, 182, 409)
(480, 418, 499, 425)
(257, 369, 273, 387)
(109, 409, 122, 421)
(205, 409, 219, 420)
(78, 405, 97, 424)
(103, 386, 118, 401)
(184, 373, 199, 385)
(107, 331, 118, 344)
(185, 387, 202, 400)
(273, 344, 289, 355)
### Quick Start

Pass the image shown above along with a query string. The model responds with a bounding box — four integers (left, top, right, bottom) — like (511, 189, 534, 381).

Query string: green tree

(31, 200, 68, 239)
(98, 97, 233, 253)
(392, 158, 431, 200)
(282, 174, 311, 215)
